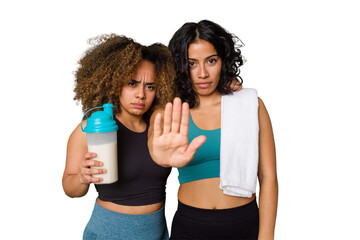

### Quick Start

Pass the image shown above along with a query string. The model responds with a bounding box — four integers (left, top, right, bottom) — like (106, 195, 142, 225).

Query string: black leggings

(170, 198, 259, 240)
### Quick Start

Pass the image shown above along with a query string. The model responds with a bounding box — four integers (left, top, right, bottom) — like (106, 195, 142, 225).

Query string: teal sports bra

(178, 114, 221, 184)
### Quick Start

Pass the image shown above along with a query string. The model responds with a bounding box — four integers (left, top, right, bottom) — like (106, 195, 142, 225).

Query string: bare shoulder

(258, 97, 270, 118)
(68, 121, 87, 146)
(258, 97, 265, 109)
(257, 97, 275, 140)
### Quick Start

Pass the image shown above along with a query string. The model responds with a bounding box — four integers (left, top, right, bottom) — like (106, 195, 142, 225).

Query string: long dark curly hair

(168, 20, 245, 108)
(73, 34, 176, 120)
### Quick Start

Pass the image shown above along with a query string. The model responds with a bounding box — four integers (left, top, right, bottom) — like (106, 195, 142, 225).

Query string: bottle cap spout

(103, 103, 114, 119)
(81, 103, 118, 133)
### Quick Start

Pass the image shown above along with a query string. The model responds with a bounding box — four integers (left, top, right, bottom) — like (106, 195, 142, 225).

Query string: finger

(80, 168, 104, 184)
(84, 152, 97, 159)
(83, 159, 103, 168)
(163, 102, 172, 134)
(91, 176, 103, 183)
(171, 98, 182, 133)
(180, 102, 190, 136)
(88, 168, 107, 176)
(153, 113, 162, 138)
(186, 135, 207, 158)
(85, 175, 103, 183)
(82, 167, 105, 176)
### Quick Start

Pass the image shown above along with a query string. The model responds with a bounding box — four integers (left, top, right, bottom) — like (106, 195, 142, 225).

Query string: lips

(195, 82, 212, 89)
(132, 103, 145, 109)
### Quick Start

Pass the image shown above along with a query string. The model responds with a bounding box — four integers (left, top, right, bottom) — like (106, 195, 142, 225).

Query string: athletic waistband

(176, 198, 258, 223)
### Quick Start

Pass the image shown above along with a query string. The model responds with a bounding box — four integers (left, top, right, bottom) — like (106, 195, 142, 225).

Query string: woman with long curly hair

(62, 34, 176, 239)
(149, 20, 278, 239)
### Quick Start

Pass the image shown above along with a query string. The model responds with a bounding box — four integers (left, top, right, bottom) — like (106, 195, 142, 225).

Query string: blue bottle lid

(81, 103, 118, 133)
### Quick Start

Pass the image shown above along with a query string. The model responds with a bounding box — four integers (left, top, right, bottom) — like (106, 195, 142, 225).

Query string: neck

(196, 92, 222, 109)
(115, 112, 146, 132)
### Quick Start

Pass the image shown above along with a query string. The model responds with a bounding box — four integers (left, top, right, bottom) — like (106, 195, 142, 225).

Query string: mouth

(131, 103, 145, 109)
(195, 82, 212, 89)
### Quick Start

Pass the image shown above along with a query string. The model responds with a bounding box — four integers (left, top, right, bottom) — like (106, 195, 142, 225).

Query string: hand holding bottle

(82, 103, 119, 184)
(79, 152, 106, 184)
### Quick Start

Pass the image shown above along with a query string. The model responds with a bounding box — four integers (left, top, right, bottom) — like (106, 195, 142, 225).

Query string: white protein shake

(82, 103, 119, 185)
(88, 141, 118, 184)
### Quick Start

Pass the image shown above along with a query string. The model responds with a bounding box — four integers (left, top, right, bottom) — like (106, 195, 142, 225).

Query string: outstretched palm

(152, 98, 206, 168)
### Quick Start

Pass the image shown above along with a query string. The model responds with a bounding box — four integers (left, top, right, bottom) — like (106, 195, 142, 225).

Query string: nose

(136, 86, 145, 99)
(198, 64, 209, 79)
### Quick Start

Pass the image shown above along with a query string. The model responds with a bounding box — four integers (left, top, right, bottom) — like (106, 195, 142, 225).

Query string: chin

(132, 108, 150, 116)
(131, 110, 145, 116)
(196, 89, 216, 96)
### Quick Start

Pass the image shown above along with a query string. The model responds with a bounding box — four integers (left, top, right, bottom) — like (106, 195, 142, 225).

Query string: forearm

(258, 176, 278, 240)
(62, 173, 90, 198)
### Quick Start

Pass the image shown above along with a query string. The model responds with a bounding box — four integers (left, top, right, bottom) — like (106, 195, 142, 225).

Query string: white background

(1, 0, 359, 239)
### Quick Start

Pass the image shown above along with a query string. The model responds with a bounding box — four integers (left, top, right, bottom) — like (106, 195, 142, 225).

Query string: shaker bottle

(81, 103, 118, 184)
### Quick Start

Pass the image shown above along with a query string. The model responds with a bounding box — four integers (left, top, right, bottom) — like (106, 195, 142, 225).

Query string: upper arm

(258, 97, 277, 181)
(63, 122, 88, 177)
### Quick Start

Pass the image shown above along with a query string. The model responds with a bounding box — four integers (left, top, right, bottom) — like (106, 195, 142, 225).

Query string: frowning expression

(119, 60, 156, 117)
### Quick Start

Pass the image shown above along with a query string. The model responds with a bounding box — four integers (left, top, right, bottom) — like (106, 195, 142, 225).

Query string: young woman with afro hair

(62, 34, 176, 240)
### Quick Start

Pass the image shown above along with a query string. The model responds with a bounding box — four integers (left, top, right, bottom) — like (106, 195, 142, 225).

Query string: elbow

(62, 183, 76, 198)
(62, 175, 88, 198)
(258, 175, 278, 198)
(64, 191, 76, 198)
(62, 185, 75, 198)
(63, 187, 87, 198)
(259, 173, 278, 187)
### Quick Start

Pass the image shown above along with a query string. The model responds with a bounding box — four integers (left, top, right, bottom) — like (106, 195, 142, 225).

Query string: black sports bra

(95, 118, 171, 206)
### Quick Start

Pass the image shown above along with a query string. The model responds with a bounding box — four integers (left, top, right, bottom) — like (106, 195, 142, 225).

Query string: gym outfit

(170, 199, 259, 240)
(171, 89, 260, 239)
(178, 114, 221, 184)
(84, 118, 171, 240)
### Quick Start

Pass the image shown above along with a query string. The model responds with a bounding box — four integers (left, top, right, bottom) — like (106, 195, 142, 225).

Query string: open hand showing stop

(152, 98, 206, 168)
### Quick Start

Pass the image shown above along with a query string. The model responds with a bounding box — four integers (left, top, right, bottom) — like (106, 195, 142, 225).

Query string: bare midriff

(97, 198, 164, 215)
(178, 177, 255, 209)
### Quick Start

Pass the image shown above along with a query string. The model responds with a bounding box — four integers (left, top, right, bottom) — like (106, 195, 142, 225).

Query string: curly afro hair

(73, 34, 176, 120)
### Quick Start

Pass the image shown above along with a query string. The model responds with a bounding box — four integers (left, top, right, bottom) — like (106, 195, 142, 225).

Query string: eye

(208, 58, 217, 64)
(188, 61, 196, 67)
(146, 85, 155, 91)
(128, 82, 136, 87)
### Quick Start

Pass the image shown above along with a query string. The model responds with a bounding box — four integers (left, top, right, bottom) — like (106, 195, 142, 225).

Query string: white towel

(220, 88, 259, 198)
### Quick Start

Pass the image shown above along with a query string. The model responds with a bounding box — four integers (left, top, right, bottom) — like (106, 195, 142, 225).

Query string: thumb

(186, 135, 207, 158)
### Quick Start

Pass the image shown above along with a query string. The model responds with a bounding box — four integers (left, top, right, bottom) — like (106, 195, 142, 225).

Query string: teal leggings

(83, 201, 169, 240)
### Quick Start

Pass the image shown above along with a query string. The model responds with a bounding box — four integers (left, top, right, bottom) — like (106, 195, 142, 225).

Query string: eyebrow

(130, 79, 155, 85)
(188, 54, 218, 61)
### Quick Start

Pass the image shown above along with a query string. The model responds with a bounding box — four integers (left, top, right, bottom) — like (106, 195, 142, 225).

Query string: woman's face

(119, 60, 156, 117)
(188, 39, 222, 96)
